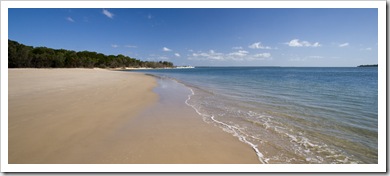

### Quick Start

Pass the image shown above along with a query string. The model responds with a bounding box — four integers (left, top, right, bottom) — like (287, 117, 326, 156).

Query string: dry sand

(8, 68, 259, 164)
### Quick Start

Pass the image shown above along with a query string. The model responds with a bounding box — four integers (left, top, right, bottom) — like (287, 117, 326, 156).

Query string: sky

(8, 8, 378, 67)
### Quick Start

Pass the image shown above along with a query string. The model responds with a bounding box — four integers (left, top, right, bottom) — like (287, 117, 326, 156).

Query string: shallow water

(130, 67, 378, 164)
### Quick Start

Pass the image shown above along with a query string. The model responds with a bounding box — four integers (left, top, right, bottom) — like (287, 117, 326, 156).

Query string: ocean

(129, 67, 378, 164)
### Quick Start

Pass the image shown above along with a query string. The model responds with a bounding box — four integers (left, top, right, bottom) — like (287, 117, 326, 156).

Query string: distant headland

(357, 64, 378, 67)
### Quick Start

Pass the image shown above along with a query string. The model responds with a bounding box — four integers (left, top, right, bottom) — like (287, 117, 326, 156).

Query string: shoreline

(8, 68, 259, 164)
(101, 77, 260, 163)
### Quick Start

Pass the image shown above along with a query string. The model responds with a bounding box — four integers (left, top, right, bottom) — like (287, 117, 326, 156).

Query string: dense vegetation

(357, 64, 378, 67)
(8, 40, 174, 68)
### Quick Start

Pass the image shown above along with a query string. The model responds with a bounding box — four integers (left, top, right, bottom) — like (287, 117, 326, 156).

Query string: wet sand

(8, 69, 259, 164)
(100, 78, 260, 163)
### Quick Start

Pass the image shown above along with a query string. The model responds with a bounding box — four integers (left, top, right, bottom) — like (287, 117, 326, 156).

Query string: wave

(183, 85, 363, 164)
(185, 88, 268, 164)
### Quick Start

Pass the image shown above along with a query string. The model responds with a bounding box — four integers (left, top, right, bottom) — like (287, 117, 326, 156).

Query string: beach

(8, 68, 259, 164)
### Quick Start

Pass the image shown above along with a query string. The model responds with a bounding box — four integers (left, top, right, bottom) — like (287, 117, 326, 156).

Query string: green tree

(8, 39, 175, 69)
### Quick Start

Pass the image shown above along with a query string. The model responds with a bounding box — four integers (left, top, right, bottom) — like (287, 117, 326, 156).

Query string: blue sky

(8, 8, 378, 67)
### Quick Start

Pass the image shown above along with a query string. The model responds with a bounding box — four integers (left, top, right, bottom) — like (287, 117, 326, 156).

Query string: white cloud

(66, 17, 75, 22)
(174, 53, 181, 57)
(125, 45, 137, 48)
(190, 50, 224, 61)
(232, 46, 243, 50)
(361, 47, 372, 51)
(312, 42, 321, 47)
(147, 14, 153, 19)
(245, 53, 272, 61)
(287, 39, 302, 47)
(111, 44, 119, 48)
(248, 42, 272, 49)
(189, 50, 272, 61)
(285, 39, 321, 47)
(228, 50, 249, 57)
(162, 47, 172, 52)
(253, 53, 271, 58)
(102, 9, 114, 19)
(339, 43, 349, 47)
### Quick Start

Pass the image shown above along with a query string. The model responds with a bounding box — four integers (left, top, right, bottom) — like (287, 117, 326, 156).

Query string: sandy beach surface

(8, 69, 259, 164)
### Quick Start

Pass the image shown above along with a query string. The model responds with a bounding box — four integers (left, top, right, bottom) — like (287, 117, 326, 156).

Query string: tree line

(8, 40, 174, 68)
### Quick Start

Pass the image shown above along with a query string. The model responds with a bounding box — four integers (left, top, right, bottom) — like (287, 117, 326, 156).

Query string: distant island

(8, 40, 174, 69)
(357, 64, 378, 67)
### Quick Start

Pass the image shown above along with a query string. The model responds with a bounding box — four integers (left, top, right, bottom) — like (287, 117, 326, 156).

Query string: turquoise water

(130, 67, 378, 164)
